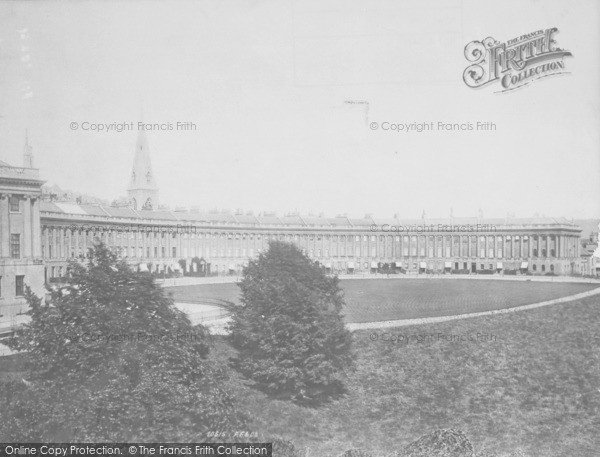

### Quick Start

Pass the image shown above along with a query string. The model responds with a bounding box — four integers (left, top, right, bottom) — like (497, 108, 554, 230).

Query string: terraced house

(0, 136, 45, 309)
(0, 131, 588, 312)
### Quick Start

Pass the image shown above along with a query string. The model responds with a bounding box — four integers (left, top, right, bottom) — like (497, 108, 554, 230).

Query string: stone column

(59, 227, 64, 258)
(82, 229, 88, 258)
(482, 235, 486, 259)
(0, 194, 9, 257)
(32, 198, 41, 258)
(63, 227, 68, 258)
(50, 227, 55, 259)
(560, 235, 563, 258)
(43, 226, 49, 258)
(54, 227, 59, 258)
(167, 229, 172, 259)
(66, 228, 71, 258)
(131, 229, 136, 258)
(75, 228, 81, 258)
(570, 236, 573, 258)
(23, 196, 32, 257)
(144, 229, 149, 259)
(413, 236, 418, 261)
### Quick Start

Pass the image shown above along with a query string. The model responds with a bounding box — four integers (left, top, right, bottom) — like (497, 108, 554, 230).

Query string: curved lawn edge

(159, 274, 600, 288)
(177, 286, 600, 336)
(347, 286, 600, 331)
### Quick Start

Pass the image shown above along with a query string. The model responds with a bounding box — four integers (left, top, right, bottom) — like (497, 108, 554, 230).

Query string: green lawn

(209, 295, 600, 456)
(4, 281, 599, 456)
(168, 278, 597, 323)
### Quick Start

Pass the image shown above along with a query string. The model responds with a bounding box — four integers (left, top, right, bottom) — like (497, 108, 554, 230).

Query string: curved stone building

(39, 204, 583, 280)
(0, 131, 588, 317)
(39, 130, 584, 280)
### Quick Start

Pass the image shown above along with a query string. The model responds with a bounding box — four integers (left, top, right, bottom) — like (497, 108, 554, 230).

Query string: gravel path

(3, 286, 599, 355)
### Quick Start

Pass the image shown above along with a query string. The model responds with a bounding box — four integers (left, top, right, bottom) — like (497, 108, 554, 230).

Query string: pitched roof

(38, 202, 585, 231)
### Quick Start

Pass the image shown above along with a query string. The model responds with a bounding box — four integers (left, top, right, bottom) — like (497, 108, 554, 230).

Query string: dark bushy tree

(228, 241, 353, 401)
(0, 243, 246, 441)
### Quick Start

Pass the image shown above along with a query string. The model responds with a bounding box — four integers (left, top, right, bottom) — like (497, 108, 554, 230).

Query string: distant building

(0, 130, 590, 322)
(39, 205, 584, 279)
(37, 132, 584, 280)
(0, 140, 45, 313)
(580, 225, 599, 276)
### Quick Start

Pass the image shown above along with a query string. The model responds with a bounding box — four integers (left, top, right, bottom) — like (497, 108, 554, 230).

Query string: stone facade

(0, 159, 45, 311)
(0, 131, 588, 318)
(39, 208, 583, 279)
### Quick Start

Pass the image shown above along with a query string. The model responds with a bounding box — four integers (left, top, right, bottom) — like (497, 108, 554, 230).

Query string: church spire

(23, 129, 34, 168)
(127, 128, 159, 210)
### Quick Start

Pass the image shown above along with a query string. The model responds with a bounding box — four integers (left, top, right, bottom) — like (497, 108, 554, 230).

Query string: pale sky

(0, 0, 598, 219)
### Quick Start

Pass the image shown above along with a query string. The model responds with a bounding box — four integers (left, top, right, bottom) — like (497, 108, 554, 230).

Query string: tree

(228, 241, 354, 402)
(0, 243, 246, 441)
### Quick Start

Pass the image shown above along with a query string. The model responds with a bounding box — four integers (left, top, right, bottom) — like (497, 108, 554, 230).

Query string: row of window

(390, 262, 556, 272)
(48, 236, 571, 252)
(41, 236, 575, 260)
(44, 228, 566, 244)
(47, 242, 569, 265)
(0, 275, 25, 297)
(207, 262, 559, 273)
(42, 243, 567, 261)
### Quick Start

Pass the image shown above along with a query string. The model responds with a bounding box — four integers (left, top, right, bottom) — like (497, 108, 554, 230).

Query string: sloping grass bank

(210, 295, 600, 456)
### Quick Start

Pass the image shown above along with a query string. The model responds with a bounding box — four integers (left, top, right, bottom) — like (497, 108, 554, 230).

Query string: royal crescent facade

(0, 132, 586, 312)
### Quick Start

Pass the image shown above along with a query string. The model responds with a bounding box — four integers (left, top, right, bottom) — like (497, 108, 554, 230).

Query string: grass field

(168, 278, 597, 323)
(2, 283, 599, 456)
(208, 294, 600, 456)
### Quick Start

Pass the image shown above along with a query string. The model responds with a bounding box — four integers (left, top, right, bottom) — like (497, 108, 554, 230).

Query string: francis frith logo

(463, 27, 572, 92)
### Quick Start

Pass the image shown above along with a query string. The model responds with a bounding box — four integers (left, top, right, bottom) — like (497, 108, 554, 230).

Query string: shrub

(0, 243, 246, 441)
(228, 241, 354, 402)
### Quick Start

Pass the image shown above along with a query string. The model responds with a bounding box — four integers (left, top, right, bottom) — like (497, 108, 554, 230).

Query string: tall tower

(23, 130, 34, 168)
(127, 128, 158, 210)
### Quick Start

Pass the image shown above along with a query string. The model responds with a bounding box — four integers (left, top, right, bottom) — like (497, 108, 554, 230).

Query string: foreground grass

(210, 295, 600, 456)
(2, 294, 598, 456)
(169, 279, 597, 323)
